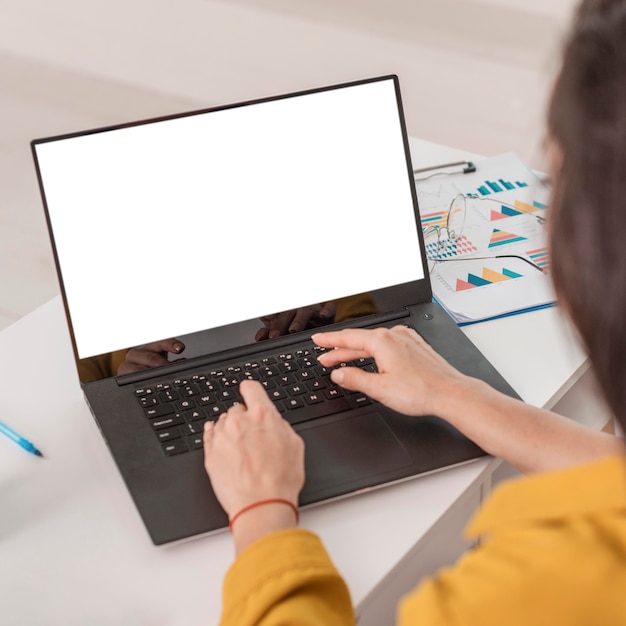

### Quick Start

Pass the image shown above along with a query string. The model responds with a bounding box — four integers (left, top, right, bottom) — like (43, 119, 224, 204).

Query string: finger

(202, 419, 215, 450)
(212, 412, 228, 431)
(330, 366, 381, 397)
(317, 347, 370, 366)
(390, 325, 424, 342)
(312, 328, 376, 353)
(238, 379, 277, 411)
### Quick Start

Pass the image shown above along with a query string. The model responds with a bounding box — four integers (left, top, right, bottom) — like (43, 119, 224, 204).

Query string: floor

(0, 0, 579, 330)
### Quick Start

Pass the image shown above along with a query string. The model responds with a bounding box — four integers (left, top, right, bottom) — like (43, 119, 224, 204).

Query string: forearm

(438, 377, 624, 474)
(231, 502, 299, 555)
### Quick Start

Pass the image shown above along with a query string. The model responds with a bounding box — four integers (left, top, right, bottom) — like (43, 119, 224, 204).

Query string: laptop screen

(32, 76, 430, 383)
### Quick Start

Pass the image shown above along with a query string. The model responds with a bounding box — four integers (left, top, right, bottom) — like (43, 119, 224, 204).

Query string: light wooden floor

(0, 0, 578, 330)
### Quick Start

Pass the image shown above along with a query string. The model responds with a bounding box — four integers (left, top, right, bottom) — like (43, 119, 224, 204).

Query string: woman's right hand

(313, 326, 473, 419)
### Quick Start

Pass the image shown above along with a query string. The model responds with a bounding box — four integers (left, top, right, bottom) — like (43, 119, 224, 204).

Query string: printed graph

(489, 199, 547, 221)
(420, 209, 448, 230)
(455, 266, 523, 292)
(488, 228, 527, 248)
(424, 235, 478, 259)
(473, 178, 529, 196)
(526, 247, 550, 270)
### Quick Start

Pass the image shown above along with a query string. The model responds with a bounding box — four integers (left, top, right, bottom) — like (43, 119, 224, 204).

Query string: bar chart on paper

(473, 178, 529, 196)
(489, 199, 547, 221)
(455, 266, 523, 291)
(488, 228, 527, 248)
(414, 153, 556, 324)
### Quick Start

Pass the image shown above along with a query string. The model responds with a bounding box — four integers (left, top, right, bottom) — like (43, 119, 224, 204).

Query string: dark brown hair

(548, 0, 626, 428)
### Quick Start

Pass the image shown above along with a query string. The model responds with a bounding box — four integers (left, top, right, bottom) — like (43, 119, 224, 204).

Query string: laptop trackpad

(300, 412, 412, 500)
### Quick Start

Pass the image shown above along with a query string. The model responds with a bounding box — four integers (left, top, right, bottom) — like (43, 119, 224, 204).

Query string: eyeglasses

(423, 194, 547, 274)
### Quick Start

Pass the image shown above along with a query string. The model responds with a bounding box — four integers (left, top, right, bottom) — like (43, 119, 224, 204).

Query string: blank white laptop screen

(34, 78, 424, 360)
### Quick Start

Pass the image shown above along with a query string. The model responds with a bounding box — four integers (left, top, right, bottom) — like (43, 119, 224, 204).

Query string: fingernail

(331, 368, 344, 384)
(204, 421, 213, 431)
(174, 342, 184, 353)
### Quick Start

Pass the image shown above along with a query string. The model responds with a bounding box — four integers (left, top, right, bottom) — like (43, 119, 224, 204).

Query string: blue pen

(0, 420, 44, 457)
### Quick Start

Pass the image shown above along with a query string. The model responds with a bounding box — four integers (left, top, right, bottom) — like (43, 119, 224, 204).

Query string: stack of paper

(415, 153, 555, 325)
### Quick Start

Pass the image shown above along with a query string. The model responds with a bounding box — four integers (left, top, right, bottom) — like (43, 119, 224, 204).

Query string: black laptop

(32, 75, 517, 545)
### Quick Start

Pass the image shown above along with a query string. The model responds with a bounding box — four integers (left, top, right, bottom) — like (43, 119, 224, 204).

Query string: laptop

(32, 75, 518, 545)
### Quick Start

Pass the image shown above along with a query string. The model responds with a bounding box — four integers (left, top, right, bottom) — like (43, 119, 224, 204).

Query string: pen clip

(413, 160, 476, 179)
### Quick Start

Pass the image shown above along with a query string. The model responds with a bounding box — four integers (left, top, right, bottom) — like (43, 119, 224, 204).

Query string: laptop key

(269, 388, 287, 401)
(185, 408, 205, 422)
(307, 378, 327, 391)
(176, 399, 196, 411)
(158, 389, 180, 403)
(284, 397, 304, 410)
(151, 414, 185, 430)
(349, 394, 373, 408)
(187, 435, 204, 450)
(323, 387, 344, 400)
(288, 384, 307, 396)
(207, 404, 226, 419)
(145, 404, 175, 418)
(284, 397, 351, 425)
(156, 428, 181, 442)
(304, 392, 324, 405)
(162, 440, 188, 456)
(183, 422, 204, 435)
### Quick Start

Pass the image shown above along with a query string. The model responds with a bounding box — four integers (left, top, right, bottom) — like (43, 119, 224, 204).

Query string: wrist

(432, 374, 493, 424)
(230, 500, 299, 555)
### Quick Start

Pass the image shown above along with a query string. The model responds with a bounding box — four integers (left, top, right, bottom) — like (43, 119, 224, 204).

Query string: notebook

(31, 75, 518, 545)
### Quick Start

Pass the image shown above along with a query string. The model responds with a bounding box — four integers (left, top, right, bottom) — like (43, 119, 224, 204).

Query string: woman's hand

(203, 380, 305, 553)
(313, 326, 471, 419)
(315, 326, 626, 474)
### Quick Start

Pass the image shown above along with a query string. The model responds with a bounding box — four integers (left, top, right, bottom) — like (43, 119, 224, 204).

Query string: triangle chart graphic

(456, 278, 475, 291)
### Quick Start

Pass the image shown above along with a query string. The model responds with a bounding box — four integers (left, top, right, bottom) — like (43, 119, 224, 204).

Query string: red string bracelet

(228, 498, 299, 532)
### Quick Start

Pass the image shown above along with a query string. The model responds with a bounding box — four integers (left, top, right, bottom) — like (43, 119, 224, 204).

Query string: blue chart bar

(533, 200, 547, 209)
(502, 205, 520, 217)
(516, 181, 528, 188)
(477, 179, 524, 195)
(467, 273, 491, 287)
(502, 268, 523, 279)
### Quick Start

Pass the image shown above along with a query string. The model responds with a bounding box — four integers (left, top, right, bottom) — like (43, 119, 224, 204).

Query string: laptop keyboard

(133, 344, 378, 456)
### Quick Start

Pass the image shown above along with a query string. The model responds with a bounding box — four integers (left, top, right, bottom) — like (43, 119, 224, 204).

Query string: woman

(203, 1, 626, 623)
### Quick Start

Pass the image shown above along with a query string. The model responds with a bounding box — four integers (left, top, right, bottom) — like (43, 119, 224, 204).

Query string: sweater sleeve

(220, 529, 355, 626)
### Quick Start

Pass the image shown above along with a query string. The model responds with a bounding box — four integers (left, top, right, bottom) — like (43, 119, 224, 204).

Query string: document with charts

(414, 153, 555, 325)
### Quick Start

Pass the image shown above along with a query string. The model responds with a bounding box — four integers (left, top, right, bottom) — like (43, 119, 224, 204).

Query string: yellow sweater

(221, 455, 626, 625)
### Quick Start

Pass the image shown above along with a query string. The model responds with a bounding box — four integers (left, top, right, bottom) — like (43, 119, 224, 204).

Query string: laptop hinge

(116, 308, 411, 386)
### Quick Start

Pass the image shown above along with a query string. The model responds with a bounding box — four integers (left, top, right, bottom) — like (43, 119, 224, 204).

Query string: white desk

(0, 139, 588, 626)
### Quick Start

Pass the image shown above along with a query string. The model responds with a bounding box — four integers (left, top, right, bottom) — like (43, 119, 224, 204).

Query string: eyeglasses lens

(447, 195, 466, 240)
